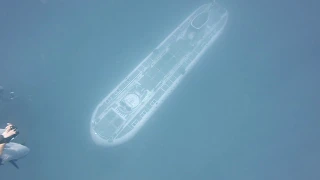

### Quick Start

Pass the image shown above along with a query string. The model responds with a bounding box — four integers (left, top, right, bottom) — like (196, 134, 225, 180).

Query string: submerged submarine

(90, 2, 229, 146)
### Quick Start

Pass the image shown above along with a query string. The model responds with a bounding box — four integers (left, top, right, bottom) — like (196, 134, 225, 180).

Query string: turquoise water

(0, 0, 319, 179)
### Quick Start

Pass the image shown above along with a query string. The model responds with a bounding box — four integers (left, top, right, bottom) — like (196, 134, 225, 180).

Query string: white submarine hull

(90, 2, 229, 146)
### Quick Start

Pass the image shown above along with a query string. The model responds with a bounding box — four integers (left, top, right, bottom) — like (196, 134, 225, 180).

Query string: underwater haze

(0, 0, 319, 179)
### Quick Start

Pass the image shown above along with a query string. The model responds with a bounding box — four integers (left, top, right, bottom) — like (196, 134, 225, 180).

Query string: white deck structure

(90, 2, 229, 146)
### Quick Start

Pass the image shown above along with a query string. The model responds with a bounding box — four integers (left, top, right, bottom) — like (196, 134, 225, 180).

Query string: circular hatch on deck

(124, 93, 140, 109)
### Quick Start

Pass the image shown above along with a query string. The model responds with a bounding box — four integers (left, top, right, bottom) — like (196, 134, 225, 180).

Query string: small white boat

(90, 2, 229, 146)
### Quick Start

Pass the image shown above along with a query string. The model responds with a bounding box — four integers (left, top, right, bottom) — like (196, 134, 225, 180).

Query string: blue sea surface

(0, 0, 319, 179)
